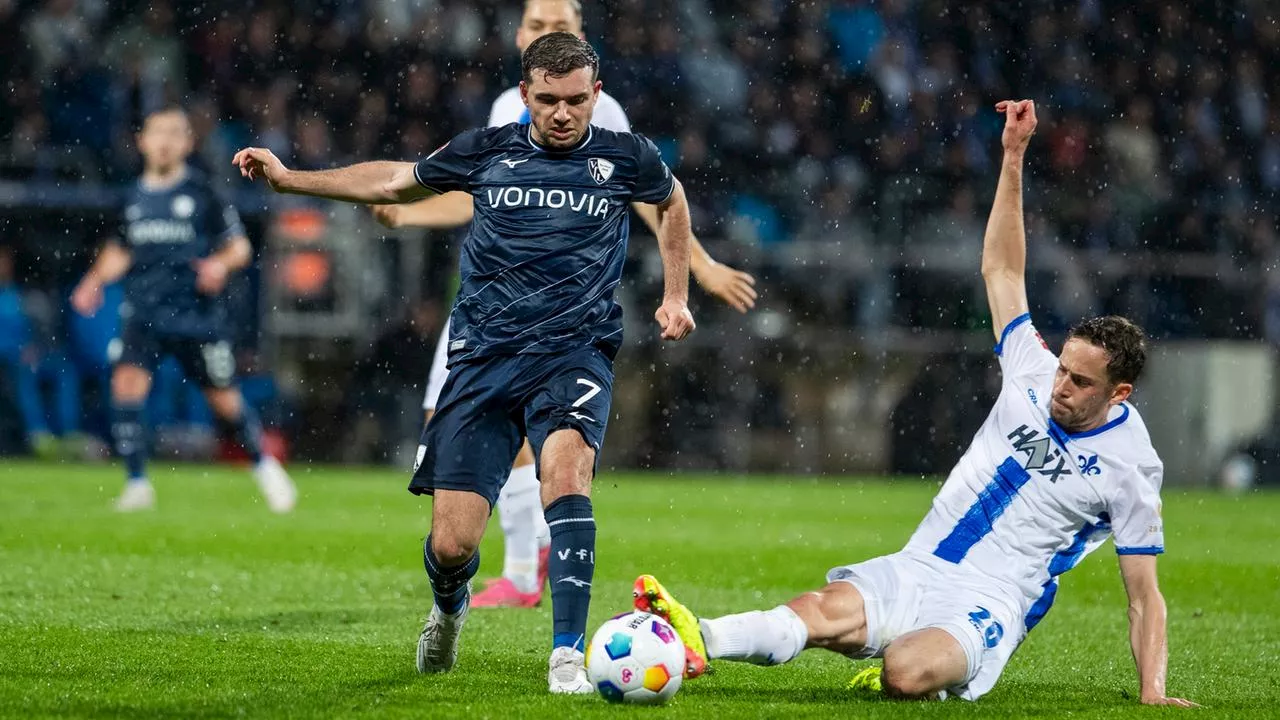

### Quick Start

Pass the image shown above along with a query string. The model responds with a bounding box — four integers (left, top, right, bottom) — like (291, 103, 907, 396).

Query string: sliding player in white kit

(373, 0, 756, 609)
(634, 100, 1197, 707)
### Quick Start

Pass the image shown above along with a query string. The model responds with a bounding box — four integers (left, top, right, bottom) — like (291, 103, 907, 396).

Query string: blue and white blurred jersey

(487, 86, 632, 132)
(902, 314, 1165, 627)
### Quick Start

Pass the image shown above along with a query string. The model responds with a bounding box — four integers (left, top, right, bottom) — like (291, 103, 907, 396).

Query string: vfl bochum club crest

(171, 195, 196, 219)
(588, 157, 615, 184)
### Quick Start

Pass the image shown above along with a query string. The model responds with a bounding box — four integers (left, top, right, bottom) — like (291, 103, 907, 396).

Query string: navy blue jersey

(117, 169, 245, 336)
(413, 122, 675, 364)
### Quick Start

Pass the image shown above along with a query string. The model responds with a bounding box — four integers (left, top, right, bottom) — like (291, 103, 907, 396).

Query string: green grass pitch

(1, 461, 1277, 718)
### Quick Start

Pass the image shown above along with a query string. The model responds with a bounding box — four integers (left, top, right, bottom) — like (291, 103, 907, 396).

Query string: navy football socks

(545, 494, 596, 652)
(111, 402, 147, 481)
(222, 403, 264, 464)
(423, 535, 479, 615)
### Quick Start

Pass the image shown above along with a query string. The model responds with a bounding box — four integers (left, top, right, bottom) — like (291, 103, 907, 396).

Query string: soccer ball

(586, 611, 685, 704)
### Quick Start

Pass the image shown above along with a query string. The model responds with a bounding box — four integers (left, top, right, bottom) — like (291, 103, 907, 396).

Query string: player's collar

(1047, 402, 1131, 447)
(525, 124, 594, 153)
(138, 165, 189, 193)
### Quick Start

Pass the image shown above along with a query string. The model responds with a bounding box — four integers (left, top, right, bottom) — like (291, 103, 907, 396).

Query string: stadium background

(2, 0, 1277, 485)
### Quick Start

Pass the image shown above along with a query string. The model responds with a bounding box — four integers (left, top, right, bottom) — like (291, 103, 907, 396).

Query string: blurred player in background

(72, 107, 296, 514)
(234, 32, 695, 693)
(372, 0, 757, 610)
(634, 101, 1196, 707)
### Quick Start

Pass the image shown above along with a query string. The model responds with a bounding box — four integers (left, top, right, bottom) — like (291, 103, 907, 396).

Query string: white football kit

(828, 313, 1165, 700)
(423, 88, 633, 410)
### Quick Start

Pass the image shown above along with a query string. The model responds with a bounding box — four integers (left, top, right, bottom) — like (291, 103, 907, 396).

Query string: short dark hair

(1067, 315, 1147, 385)
(521, 31, 599, 85)
(139, 104, 189, 132)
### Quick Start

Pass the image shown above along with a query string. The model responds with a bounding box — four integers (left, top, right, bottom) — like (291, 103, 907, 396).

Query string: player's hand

(70, 278, 104, 316)
(995, 99, 1037, 154)
(193, 257, 229, 295)
(370, 204, 402, 228)
(694, 260, 757, 313)
(1141, 695, 1200, 708)
(655, 299, 695, 341)
(232, 147, 290, 192)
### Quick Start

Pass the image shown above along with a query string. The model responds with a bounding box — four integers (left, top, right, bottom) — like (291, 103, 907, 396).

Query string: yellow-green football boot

(632, 575, 709, 678)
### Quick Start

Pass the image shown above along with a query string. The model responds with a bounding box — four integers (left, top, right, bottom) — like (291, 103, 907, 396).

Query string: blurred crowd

(5, 0, 1279, 336)
(3, 0, 1280, 459)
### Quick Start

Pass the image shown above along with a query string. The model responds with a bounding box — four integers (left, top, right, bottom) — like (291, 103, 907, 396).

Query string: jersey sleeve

(413, 128, 487, 194)
(207, 184, 246, 244)
(1109, 463, 1165, 555)
(631, 134, 675, 204)
(994, 313, 1058, 378)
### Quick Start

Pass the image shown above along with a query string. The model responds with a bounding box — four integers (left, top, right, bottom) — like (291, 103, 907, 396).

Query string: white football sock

(496, 463, 541, 593)
(700, 606, 808, 665)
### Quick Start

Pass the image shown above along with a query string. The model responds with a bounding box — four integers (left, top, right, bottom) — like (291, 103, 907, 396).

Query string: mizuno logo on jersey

(484, 187, 610, 218)
(498, 157, 529, 169)
(1007, 424, 1073, 482)
(127, 220, 195, 244)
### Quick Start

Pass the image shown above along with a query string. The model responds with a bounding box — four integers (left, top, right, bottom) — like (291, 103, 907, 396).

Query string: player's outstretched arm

(71, 241, 131, 316)
(232, 148, 430, 205)
(370, 192, 475, 230)
(1118, 554, 1199, 707)
(981, 100, 1037, 341)
(631, 201, 757, 313)
(652, 180, 695, 341)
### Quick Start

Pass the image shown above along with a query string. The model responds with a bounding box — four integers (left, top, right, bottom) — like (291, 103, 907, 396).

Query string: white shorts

(825, 551, 1025, 701)
(422, 318, 452, 412)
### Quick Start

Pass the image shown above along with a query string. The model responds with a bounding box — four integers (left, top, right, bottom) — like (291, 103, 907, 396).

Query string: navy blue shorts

(112, 319, 236, 389)
(409, 347, 614, 508)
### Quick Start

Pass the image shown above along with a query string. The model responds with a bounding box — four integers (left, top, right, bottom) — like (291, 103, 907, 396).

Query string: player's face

(521, 68, 600, 149)
(516, 0, 583, 52)
(1051, 338, 1132, 432)
(137, 111, 194, 172)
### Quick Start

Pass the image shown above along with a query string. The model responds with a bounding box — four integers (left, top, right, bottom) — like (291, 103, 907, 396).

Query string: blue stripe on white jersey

(903, 316, 1165, 622)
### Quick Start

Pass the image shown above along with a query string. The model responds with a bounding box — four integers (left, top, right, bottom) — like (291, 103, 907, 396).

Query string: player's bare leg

(417, 489, 490, 673)
(539, 429, 597, 694)
(111, 364, 154, 511)
(877, 628, 969, 699)
(472, 440, 546, 608)
(638, 576, 966, 699)
(637, 579, 862, 676)
(205, 386, 295, 513)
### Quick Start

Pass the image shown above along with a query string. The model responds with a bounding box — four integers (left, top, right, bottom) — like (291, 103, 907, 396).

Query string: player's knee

(111, 367, 149, 402)
(430, 532, 479, 567)
(204, 389, 241, 419)
(881, 648, 944, 699)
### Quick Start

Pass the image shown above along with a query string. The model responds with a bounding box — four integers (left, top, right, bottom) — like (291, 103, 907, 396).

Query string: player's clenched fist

(655, 300, 695, 341)
(232, 147, 290, 192)
(995, 99, 1037, 154)
(369, 204, 402, 228)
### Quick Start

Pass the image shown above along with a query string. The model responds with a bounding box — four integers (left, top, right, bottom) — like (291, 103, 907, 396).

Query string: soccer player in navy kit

(368, 0, 747, 609)
(373, 0, 756, 612)
(72, 107, 297, 514)
(234, 33, 695, 692)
